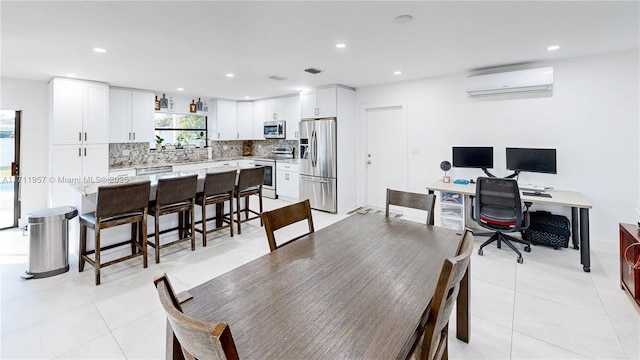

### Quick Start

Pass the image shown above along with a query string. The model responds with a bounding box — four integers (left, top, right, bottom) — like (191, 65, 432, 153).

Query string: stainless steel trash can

(22, 206, 78, 279)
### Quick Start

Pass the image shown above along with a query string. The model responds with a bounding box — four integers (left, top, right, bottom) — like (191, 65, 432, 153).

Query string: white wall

(356, 50, 640, 242)
(0, 78, 50, 226)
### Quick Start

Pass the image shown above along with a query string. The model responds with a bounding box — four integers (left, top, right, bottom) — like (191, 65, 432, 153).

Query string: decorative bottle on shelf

(160, 94, 168, 109)
(202, 101, 208, 112)
(155, 95, 160, 111)
(196, 98, 203, 112)
(189, 100, 197, 113)
(169, 97, 174, 111)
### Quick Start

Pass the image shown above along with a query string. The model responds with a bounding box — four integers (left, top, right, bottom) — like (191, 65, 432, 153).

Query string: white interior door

(365, 106, 407, 209)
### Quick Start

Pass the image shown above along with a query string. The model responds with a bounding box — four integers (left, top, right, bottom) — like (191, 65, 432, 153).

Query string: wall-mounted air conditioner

(465, 67, 554, 97)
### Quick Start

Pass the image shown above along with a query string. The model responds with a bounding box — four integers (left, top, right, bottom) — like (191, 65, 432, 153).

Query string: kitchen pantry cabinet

(49, 77, 110, 207)
(50, 77, 109, 144)
(276, 162, 300, 200)
(300, 86, 337, 118)
(108, 88, 155, 143)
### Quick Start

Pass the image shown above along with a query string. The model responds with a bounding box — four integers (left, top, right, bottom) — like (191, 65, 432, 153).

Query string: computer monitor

(506, 148, 557, 174)
(452, 147, 493, 169)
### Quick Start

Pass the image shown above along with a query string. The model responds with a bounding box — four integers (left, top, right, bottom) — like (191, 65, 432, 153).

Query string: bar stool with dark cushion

(231, 166, 265, 235)
(194, 170, 236, 246)
(79, 180, 151, 285)
(147, 174, 198, 263)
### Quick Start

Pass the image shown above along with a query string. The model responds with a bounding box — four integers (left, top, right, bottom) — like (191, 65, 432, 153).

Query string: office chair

(471, 177, 531, 264)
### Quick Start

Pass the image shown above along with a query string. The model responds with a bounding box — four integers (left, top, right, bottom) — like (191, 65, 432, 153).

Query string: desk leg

(456, 265, 470, 343)
(571, 207, 579, 250)
(166, 319, 184, 360)
(580, 208, 591, 272)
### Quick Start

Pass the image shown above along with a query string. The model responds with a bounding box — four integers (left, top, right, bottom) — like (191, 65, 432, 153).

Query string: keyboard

(519, 183, 545, 192)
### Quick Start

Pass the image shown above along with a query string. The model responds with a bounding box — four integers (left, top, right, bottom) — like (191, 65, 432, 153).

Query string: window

(154, 113, 208, 147)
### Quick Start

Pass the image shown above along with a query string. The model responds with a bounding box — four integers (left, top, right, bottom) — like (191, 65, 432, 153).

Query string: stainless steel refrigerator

(299, 118, 337, 213)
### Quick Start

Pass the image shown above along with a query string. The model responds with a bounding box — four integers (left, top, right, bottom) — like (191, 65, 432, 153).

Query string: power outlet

(122, 149, 130, 156)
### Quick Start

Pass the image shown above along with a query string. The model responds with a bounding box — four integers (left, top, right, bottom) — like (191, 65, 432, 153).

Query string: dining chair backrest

(95, 181, 151, 218)
(156, 175, 198, 207)
(385, 188, 436, 225)
(237, 166, 265, 193)
(418, 229, 474, 360)
(203, 170, 237, 198)
(261, 199, 315, 252)
(154, 274, 239, 360)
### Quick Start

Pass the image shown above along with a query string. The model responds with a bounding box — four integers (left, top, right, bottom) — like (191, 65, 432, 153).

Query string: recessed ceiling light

(66, 73, 77, 78)
(547, 45, 560, 51)
(177, 88, 184, 91)
(226, 73, 234, 78)
(336, 43, 346, 48)
(93, 47, 107, 53)
(394, 71, 402, 75)
(245, 96, 251, 99)
(394, 15, 413, 24)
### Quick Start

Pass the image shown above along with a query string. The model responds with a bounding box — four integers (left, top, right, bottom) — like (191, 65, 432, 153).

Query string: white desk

(427, 180, 593, 272)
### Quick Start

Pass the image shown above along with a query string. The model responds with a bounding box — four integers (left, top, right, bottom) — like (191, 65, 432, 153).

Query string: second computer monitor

(452, 147, 494, 169)
(506, 148, 557, 174)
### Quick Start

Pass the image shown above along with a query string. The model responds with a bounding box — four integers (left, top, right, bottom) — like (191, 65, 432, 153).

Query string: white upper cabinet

(252, 99, 266, 139)
(300, 87, 337, 118)
(109, 88, 154, 143)
(237, 101, 253, 140)
(51, 77, 108, 145)
(131, 91, 155, 143)
(215, 100, 238, 140)
(282, 96, 300, 140)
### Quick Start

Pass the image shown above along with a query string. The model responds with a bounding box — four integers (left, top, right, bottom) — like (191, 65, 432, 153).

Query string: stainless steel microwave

(263, 121, 286, 139)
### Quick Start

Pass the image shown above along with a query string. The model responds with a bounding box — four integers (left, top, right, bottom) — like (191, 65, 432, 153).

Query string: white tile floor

(1, 197, 638, 359)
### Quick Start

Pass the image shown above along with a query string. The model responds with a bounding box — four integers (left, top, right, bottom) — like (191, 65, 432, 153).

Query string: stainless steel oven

(255, 158, 276, 199)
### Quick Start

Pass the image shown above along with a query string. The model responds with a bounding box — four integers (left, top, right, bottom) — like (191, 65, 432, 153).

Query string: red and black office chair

(471, 177, 531, 263)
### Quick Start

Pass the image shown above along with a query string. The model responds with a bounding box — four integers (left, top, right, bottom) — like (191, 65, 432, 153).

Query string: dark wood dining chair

(386, 188, 436, 225)
(231, 166, 265, 235)
(261, 199, 315, 252)
(410, 228, 474, 360)
(148, 174, 198, 263)
(194, 170, 236, 246)
(154, 274, 239, 360)
(79, 181, 151, 285)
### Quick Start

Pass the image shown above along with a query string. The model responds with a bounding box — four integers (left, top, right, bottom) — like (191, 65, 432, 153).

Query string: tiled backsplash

(109, 139, 298, 168)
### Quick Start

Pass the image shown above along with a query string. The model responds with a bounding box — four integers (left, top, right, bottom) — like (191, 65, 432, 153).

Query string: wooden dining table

(171, 213, 470, 359)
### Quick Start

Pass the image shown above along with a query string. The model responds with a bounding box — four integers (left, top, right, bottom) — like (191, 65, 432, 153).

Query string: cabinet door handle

(78, 148, 81, 157)
(84, 132, 87, 141)
(78, 132, 82, 141)
(237, 132, 239, 139)
(217, 133, 221, 139)
(84, 148, 87, 156)
(128, 132, 131, 140)
(132, 132, 135, 140)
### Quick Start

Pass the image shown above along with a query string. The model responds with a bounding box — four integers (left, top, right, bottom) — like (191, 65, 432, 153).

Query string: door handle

(132, 132, 135, 140)
(78, 132, 82, 141)
(78, 148, 82, 157)
(84, 132, 87, 141)
(128, 132, 131, 140)
(367, 160, 372, 165)
(84, 148, 87, 156)
(11, 162, 17, 176)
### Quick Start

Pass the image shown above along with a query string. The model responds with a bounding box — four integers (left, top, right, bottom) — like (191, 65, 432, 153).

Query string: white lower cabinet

(50, 144, 108, 207)
(276, 162, 299, 200)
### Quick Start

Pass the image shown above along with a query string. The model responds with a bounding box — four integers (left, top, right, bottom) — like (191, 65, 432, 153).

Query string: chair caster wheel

(524, 246, 531, 252)
(478, 249, 483, 256)
(517, 257, 523, 264)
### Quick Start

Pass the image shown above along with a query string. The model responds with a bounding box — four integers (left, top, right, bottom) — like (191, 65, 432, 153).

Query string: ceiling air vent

(268, 75, 287, 81)
(304, 68, 323, 74)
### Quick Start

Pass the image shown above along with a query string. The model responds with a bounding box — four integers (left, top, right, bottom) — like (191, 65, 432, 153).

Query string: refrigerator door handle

(300, 175, 330, 183)
(311, 130, 318, 167)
